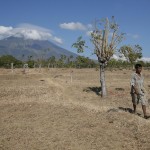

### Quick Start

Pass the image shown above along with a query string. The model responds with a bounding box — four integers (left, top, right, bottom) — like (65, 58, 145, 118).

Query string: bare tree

(72, 17, 124, 97)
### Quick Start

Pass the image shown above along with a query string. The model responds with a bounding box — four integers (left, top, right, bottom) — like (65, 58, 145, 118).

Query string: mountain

(0, 36, 78, 60)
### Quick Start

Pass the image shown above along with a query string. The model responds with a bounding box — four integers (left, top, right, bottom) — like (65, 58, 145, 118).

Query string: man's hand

(141, 87, 146, 93)
(133, 84, 140, 95)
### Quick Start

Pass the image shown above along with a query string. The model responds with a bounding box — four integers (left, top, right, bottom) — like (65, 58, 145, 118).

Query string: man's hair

(135, 64, 142, 69)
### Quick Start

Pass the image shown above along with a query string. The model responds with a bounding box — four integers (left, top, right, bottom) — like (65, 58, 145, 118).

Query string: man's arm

(130, 74, 140, 94)
(132, 84, 140, 94)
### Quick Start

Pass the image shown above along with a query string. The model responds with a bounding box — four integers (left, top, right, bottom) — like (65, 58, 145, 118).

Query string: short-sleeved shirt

(130, 72, 144, 95)
(130, 73, 148, 105)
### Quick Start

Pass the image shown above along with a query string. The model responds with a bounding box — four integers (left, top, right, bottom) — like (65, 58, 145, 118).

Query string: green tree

(48, 56, 56, 68)
(26, 55, 35, 68)
(0, 55, 22, 68)
(72, 17, 124, 97)
(58, 55, 67, 67)
(119, 44, 142, 68)
(68, 55, 74, 67)
(75, 56, 88, 68)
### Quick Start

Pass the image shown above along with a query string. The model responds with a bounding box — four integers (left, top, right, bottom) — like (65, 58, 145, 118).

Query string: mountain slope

(0, 37, 78, 60)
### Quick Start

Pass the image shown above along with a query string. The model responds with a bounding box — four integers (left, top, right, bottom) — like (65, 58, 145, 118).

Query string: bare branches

(90, 17, 124, 64)
(72, 17, 124, 65)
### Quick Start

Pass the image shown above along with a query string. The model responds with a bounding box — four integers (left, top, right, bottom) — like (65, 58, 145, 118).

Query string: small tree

(59, 54, 67, 67)
(72, 17, 124, 97)
(48, 56, 56, 68)
(119, 45, 142, 69)
(0, 55, 22, 68)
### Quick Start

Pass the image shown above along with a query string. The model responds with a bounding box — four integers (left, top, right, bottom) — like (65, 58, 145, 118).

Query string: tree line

(0, 54, 98, 69)
(0, 54, 149, 69)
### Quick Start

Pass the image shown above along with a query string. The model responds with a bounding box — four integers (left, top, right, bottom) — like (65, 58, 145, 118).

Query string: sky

(0, 0, 150, 61)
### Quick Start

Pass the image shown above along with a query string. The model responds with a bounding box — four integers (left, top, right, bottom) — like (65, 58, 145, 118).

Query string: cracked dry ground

(0, 68, 150, 150)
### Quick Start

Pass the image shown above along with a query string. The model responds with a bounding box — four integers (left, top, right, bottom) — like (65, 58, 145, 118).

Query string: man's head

(135, 64, 142, 74)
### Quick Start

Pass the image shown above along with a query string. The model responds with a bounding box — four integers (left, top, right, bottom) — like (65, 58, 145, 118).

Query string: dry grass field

(0, 68, 150, 150)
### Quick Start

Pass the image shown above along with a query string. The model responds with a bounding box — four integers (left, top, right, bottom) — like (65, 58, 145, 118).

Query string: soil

(0, 68, 150, 150)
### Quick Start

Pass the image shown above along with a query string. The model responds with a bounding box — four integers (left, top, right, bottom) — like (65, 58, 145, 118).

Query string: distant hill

(0, 37, 78, 60)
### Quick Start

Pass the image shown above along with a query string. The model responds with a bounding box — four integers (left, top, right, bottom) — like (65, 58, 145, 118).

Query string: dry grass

(0, 68, 150, 150)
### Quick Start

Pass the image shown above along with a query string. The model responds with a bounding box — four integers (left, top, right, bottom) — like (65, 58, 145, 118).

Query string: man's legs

(142, 105, 147, 118)
(131, 94, 137, 113)
(140, 94, 148, 119)
(133, 104, 136, 113)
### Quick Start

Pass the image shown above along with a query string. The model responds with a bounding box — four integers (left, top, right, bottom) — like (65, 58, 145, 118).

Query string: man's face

(136, 67, 142, 74)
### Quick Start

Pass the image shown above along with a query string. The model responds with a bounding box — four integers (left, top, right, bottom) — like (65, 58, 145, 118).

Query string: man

(130, 64, 148, 119)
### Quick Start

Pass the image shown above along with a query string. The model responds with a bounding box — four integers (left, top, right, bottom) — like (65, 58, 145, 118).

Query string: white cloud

(0, 26, 13, 39)
(112, 54, 119, 60)
(112, 54, 127, 61)
(86, 30, 114, 37)
(17, 23, 51, 32)
(0, 24, 63, 44)
(86, 30, 92, 36)
(13, 28, 52, 40)
(127, 33, 140, 39)
(112, 54, 150, 62)
(0, 26, 13, 33)
(53, 36, 63, 44)
(138, 57, 150, 62)
(59, 22, 87, 30)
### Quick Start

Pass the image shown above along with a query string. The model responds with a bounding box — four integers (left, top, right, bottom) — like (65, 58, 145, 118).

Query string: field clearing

(0, 68, 150, 150)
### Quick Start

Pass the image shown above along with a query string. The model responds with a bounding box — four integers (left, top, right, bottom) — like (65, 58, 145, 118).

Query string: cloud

(0, 24, 63, 44)
(86, 30, 92, 36)
(86, 30, 114, 38)
(112, 54, 150, 62)
(0, 26, 13, 39)
(0, 26, 13, 33)
(112, 54, 119, 60)
(17, 23, 52, 32)
(53, 36, 63, 44)
(59, 22, 87, 30)
(138, 57, 150, 62)
(127, 33, 140, 39)
(112, 54, 127, 61)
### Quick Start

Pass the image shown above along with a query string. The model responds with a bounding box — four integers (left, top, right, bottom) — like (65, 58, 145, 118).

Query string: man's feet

(144, 115, 149, 119)
(132, 110, 137, 114)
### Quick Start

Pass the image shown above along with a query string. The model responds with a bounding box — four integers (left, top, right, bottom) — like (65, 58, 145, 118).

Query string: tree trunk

(11, 63, 14, 73)
(100, 63, 107, 97)
(132, 64, 135, 70)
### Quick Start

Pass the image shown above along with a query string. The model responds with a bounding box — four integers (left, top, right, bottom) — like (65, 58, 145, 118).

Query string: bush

(0, 55, 22, 68)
